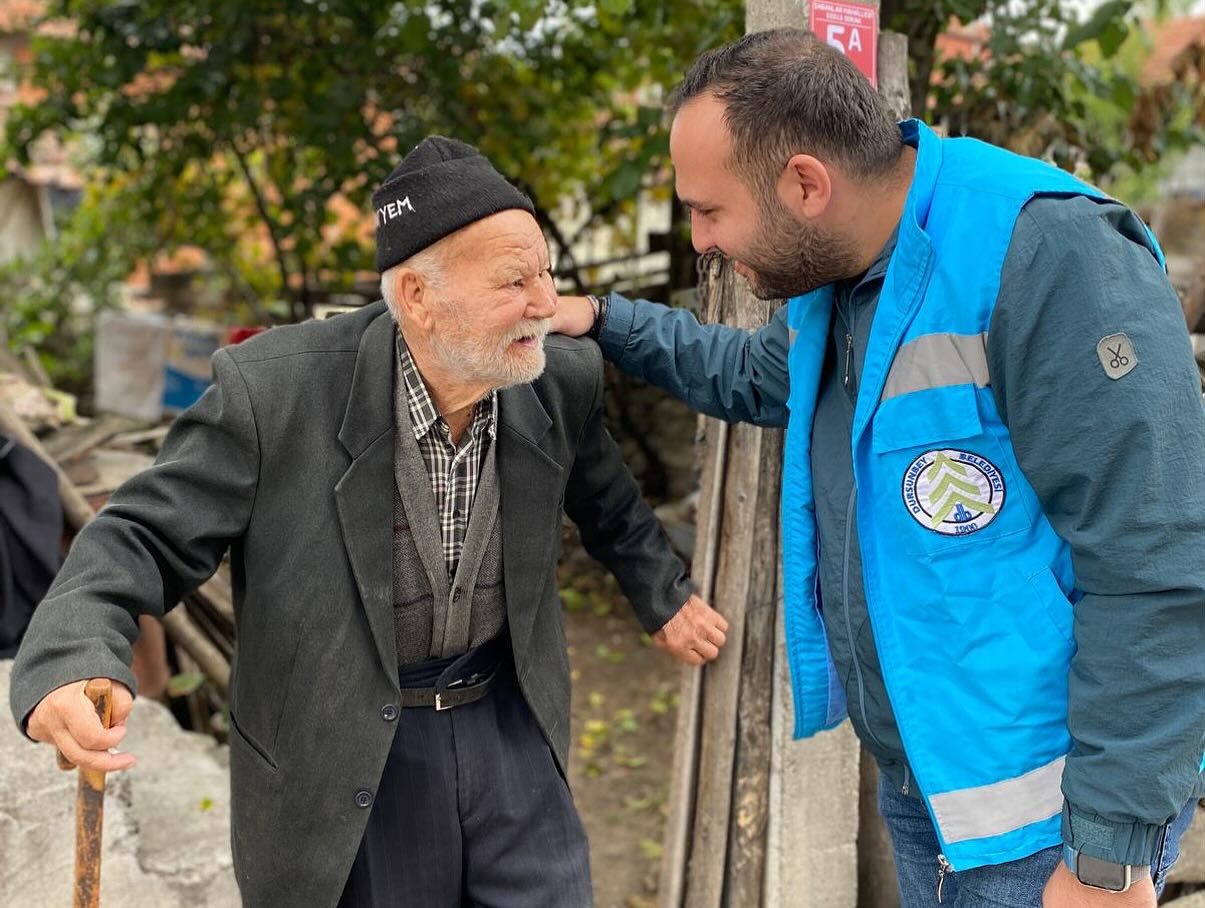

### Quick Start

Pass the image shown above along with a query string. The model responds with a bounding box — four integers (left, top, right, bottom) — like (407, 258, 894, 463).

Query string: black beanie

(372, 136, 536, 273)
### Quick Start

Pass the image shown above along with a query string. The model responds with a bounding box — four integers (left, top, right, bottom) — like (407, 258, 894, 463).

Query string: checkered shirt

(397, 340, 497, 578)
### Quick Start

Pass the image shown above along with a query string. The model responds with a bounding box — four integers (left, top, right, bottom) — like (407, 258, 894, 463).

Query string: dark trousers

(337, 642, 592, 908)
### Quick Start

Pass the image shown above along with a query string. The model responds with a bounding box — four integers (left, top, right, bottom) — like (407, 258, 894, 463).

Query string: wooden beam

(659, 411, 729, 908)
(162, 607, 230, 695)
(0, 396, 233, 692)
(0, 396, 96, 532)
(723, 421, 782, 907)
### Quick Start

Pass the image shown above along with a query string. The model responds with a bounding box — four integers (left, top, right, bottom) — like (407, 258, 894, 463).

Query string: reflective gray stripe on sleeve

(882, 332, 990, 401)
(929, 755, 1066, 847)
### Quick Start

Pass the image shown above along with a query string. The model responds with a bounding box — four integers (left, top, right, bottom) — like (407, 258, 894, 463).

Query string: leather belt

(397, 666, 498, 711)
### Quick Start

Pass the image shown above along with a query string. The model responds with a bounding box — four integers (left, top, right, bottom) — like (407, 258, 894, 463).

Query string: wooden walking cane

(55, 679, 114, 908)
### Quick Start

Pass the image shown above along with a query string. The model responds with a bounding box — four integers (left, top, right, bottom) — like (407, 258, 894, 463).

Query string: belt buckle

(434, 691, 451, 711)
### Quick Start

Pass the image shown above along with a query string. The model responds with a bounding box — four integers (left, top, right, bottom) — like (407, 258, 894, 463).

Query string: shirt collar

(836, 225, 900, 301)
(397, 337, 497, 443)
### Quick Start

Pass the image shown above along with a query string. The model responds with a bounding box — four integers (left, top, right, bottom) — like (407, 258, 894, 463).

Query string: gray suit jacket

(10, 302, 692, 907)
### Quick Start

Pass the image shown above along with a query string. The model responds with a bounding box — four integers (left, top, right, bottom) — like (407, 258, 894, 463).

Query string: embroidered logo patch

(1096, 333, 1137, 380)
(901, 449, 1006, 536)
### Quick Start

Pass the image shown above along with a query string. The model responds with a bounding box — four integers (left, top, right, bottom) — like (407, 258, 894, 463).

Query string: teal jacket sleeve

(596, 292, 791, 428)
(988, 196, 1205, 866)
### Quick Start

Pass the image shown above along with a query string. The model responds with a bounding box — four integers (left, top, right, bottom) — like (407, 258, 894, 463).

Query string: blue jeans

(878, 776, 1199, 907)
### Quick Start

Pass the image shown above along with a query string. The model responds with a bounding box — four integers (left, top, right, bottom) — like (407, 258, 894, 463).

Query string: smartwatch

(585, 294, 607, 341)
(1063, 846, 1150, 893)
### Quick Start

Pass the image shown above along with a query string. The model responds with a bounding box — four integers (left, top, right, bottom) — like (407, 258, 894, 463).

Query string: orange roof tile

(1142, 16, 1205, 84)
(0, 0, 45, 34)
(935, 20, 991, 62)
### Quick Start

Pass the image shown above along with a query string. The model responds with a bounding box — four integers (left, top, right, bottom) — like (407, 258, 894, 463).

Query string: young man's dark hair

(670, 27, 902, 199)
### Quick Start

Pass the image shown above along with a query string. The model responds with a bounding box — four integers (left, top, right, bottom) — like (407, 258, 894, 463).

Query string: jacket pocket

(1020, 565, 1075, 646)
(868, 383, 1028, 556)
(228, 707, 278, 773)
(871, 382, 982, 454)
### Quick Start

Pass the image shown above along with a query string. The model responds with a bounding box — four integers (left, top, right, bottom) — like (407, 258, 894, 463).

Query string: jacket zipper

(839, 290, 856, 391)
(936, 854, 954, 903)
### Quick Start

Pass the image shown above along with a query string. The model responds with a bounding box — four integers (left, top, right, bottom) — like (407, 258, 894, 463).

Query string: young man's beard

(739, 198, 862, 300)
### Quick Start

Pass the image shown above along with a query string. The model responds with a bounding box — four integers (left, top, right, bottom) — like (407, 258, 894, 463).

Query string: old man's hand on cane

(28, 677, 136, 907)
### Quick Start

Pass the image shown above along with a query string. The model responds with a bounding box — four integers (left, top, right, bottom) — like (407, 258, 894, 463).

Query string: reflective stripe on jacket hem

(930, 755, 1065, 844)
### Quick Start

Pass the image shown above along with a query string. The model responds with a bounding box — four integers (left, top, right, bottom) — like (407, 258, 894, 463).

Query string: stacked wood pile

(0, 354, 234, 741)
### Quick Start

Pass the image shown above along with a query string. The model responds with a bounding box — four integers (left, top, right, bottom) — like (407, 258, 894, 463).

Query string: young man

(555, 29, 1205, 908)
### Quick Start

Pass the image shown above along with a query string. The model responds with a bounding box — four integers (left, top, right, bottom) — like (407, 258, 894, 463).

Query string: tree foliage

(0, 177, 146, 391)
(4, 0, 743, 321)
(4, 0, 1202, 381)
(885, 0, 1205, 185)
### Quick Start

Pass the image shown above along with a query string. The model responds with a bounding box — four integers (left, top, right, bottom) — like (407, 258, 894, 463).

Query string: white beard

(429, 316, 550, 390)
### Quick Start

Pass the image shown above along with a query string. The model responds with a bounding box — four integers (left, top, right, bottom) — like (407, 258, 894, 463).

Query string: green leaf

(612, 708, 638, 733)
(1096, 21, 1129, 59)
(1062, 0, 1131, 52)
(167, 671, 207, 698)
(594, 644, 625, 664)
(601, 163, 645, 206)
(639, 838, 663, 861)
(560, 588, 585, 613)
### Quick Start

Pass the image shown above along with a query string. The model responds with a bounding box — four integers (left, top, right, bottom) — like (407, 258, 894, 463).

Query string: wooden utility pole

(659, 5, 910, 907)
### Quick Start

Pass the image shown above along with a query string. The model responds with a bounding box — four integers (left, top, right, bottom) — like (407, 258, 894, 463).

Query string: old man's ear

(392, 268, 439, 330)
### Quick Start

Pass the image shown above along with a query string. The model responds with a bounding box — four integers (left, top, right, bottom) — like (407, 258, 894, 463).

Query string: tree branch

(229, 137, 298, 319)
(515, 180, 587, 295)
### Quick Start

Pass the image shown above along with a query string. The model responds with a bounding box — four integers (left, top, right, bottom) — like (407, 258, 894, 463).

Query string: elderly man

(10, 137, 728, 908)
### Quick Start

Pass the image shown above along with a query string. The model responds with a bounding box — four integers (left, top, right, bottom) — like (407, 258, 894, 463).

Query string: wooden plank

(72, 449, 155, 497)
(660, 255, 734, 908)
(659, 413, 729, 908)
(42, 414, 146, 465)
(877, 32, 911, 121)
(106, 424, 172, 450)
(187, 571, 236, 637)
(686, 422, 764, 906)
(184, 597, 234, 660)
(661, 6, 914, 906)
(21, 347, 52, 388)
(684, 266, 778, 908)
(2, 394, 235, 691)
(0, 396, 97, 532)
(723, 426, 782, 907)
(162, 607, 230, 694)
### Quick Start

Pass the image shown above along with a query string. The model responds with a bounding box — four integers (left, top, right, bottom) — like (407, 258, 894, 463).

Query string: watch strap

(1063, 845, 1150, 893)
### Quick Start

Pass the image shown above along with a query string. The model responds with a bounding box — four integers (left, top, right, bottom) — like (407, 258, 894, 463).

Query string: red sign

(809, 0, 878, 88)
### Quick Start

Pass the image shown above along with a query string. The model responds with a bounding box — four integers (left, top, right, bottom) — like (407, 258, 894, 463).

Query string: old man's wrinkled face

(427, 209, 557, 389)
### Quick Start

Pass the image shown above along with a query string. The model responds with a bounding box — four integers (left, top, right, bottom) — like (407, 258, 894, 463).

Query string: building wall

(0, 178, 48, 264)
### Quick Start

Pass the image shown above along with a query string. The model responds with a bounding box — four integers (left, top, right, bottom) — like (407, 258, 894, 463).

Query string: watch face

(1075, 853, 1131, 892)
